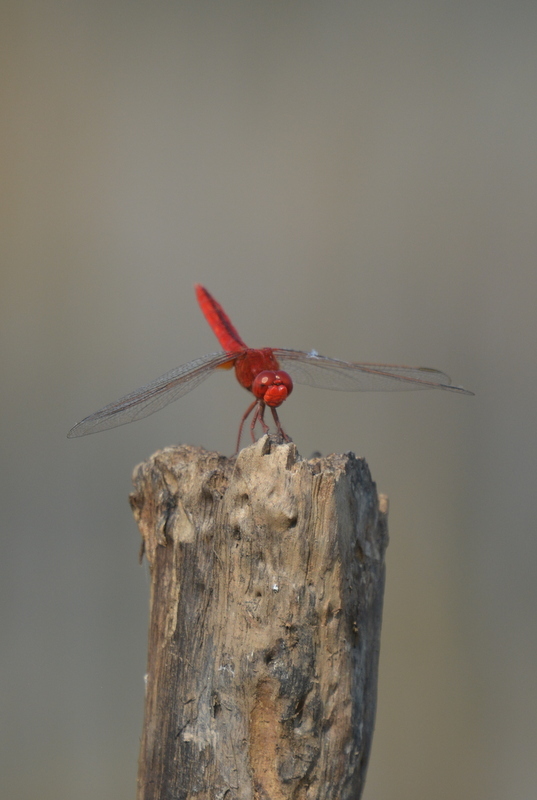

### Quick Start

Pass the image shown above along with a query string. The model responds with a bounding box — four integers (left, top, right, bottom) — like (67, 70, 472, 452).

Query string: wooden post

(130, 435, 388, 800)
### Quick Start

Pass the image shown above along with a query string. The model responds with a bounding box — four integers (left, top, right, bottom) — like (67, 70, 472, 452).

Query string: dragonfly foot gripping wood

(130, 436, 389, 800)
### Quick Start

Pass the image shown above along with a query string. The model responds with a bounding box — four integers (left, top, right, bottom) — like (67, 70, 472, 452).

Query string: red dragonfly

(68, 284, 473, 449)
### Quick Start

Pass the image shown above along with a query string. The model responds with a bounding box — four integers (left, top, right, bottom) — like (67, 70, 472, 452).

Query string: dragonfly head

(252, 370, 293, 408)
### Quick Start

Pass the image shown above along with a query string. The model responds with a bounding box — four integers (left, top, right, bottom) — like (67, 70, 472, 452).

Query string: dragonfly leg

(251, 401, 270, 442)
(236, 398, 258, 453)
(270, 406, 292, 443)
(236, 400, 288, 453)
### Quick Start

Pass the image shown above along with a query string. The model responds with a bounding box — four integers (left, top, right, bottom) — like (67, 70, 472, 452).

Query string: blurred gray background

(2, 1, 536, 798)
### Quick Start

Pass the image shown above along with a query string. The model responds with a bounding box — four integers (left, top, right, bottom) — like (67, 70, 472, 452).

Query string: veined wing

(67, 351, 238, 437)
(273, 349, 474, 395)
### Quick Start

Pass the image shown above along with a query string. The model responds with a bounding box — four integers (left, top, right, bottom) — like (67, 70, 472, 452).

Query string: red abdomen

(195, 284, 247, 353)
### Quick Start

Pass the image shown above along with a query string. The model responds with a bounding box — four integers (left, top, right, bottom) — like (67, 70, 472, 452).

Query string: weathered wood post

(130, 435, 388, 800)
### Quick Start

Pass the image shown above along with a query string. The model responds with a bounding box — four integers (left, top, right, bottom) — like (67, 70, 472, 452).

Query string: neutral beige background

(2, 2, 536, 798)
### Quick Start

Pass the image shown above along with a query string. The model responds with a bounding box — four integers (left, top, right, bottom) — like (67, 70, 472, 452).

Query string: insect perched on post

(68, 284, 473, 450)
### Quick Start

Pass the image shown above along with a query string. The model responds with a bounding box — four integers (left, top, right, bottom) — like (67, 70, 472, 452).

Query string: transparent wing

(273, 349, 474, 395)
(67, 351, 238, 437)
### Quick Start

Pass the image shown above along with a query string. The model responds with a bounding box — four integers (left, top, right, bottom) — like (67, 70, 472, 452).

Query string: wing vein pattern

(273, 349, 473, 394)
(68, 351, 236, 437)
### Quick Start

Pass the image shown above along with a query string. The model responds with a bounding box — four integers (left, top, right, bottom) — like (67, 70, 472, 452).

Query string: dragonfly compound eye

(252, 371, 276, 400)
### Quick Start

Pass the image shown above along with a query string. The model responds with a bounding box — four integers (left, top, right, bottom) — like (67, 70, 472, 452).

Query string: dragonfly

(68, 284, 473, 449)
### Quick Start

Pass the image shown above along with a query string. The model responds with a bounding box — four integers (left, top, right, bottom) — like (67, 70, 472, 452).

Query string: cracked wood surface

(130, 435, 388, 800)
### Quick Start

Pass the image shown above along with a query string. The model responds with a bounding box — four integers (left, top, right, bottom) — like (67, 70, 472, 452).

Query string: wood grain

(130, 435, 388, 800)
